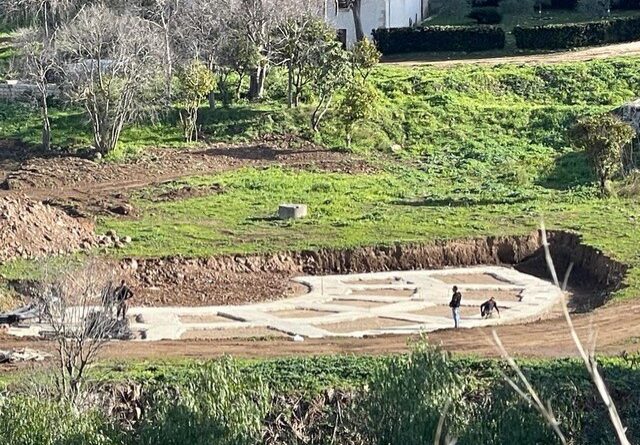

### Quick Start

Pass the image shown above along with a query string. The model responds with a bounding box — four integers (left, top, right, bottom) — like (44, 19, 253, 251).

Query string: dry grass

(618, 170, 640, 199)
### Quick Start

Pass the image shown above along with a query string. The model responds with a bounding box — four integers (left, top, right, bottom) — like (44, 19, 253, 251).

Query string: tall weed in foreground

(0, 396, 120, 445)
(134, 357, 270, 445)
(358, 341, 471, 445)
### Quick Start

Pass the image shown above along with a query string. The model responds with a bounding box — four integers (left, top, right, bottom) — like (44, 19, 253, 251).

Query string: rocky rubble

(0, 348, 51, 364)
(0, 196, 97, 262)
(96, 230, 132, 250)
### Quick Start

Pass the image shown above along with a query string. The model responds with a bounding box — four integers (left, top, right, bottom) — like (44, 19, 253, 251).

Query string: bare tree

(309, 38, 350, 132)
(33, 261, 125, 404)
(56, 4, 164, 155)
(231, 0, 317, 100)
(0, 0, 80, 38)
(12, 26, 57, 151)
(141, 0, 181, 101)
(173, 0, 234, 107)
(273, 14, 328, 108)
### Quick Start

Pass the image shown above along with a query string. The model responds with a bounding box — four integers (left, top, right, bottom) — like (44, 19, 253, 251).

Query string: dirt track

(2, 300, 640, 361)
(0, 138, 376, 218)
(385, 41, 640, 67)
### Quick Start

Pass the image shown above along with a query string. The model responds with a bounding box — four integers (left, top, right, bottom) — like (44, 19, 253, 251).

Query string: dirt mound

(0, 196, 96, 262)
(111, 230, 626, 309)
(119, 257, 307, 307)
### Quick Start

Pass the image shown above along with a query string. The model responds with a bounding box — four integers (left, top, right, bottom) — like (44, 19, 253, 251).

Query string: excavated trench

(117, 230, 627, 311)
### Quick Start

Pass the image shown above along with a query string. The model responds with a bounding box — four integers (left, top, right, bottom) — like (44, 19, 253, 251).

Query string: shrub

(472, 0, 500, 6)
(514, 16, 640, 50)
(468, 7, 503, 24)
(618, 169, 640, 198)
(135, 358, 270, 445)
(358, 342, 472, 445)
(373, 26, 506, 54)
(570, 113, 635, 195)
(0, 397, 120, 445)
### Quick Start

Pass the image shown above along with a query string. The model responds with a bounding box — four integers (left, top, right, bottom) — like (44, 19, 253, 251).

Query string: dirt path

(0, 140, 376, 217)
(385, 41, 640, 67)
(2, 301, 639, 361)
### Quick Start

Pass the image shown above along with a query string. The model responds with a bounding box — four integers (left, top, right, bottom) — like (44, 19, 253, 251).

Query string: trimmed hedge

(373, 26, 506, 54)
(514, 16, 640, 50)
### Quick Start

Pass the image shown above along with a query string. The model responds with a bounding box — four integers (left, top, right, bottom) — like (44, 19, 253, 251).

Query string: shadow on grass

(394, 195, 534, 207)
(539, 151, 594, 190)
(199, 106, 276, 136)
(202, 145, 327, 161)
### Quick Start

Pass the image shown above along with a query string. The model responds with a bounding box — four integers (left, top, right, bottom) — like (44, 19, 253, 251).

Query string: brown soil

(318, 317, 416, 334)
(104, 230, 625, 312)
(0, 196, 96, 262)
(179, 314, 235, 324)
(435, 273, 511, 285)
(0, 141, 376, 220)
(180, 326, 288, 340)
(330, 299, 389, 309)
(144, 183, 225, 202)
(411, 305, 479, 318)
(119, 257, 310, 306)
(270, 309, 336, 319)
(3, 300, 640, 362)
(349, 288, 416, 298)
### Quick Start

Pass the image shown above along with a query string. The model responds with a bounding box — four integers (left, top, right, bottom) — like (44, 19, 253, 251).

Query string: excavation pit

(7, 231, 627, 342)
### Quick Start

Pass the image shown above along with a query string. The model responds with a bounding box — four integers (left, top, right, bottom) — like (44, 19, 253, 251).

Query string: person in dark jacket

(114, 280, 133, 321)
(480, 297, 500, 319)
(449, 286, 462, 328)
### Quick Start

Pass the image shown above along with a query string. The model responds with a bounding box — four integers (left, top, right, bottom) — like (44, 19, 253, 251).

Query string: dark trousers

(117, 301, 128, 320)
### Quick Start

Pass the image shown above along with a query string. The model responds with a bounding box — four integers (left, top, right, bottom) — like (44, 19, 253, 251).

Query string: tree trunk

(164, 28, 173, 101)
(208, 91, 216, 110)
(311, 95, 332, 132)
(248, 65, 268, 100)
(287, 61, 294, 108)
(352, 0, 365, 42)
(41, 100, 51, 151)
(249, 68, 261, 100)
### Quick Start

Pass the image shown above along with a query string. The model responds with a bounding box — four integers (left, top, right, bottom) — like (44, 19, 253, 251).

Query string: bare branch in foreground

(32, 260, 128, 405)
(492, 330, 567, 445)
(540, 224, 631, 445)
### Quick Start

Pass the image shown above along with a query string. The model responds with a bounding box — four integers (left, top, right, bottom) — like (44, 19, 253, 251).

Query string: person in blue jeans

(449, 286, 462, 329)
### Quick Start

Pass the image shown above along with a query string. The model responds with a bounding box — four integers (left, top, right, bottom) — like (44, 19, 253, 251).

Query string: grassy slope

(94, 59, 640, 300)
(1, 59, 640, 299)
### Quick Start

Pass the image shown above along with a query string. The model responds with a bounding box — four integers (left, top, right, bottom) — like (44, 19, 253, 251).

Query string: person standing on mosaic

(449, 286, 462, 329)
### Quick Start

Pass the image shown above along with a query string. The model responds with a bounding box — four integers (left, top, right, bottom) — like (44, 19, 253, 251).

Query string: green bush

(372, 26, 506, 55)
(468, 7, 503, 24)
(358, 342, 472, 445)
(514, 16, 640, 50)
(134, 358, 270, 445)
(0, 396, 120, 445)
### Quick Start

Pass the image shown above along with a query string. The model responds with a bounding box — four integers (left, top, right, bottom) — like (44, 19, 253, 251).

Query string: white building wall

(324, 0, 386, 47)
(389, 0, 424, 28)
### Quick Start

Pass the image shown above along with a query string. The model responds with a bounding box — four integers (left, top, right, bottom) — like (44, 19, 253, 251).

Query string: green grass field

(2, 58, 640, 300)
